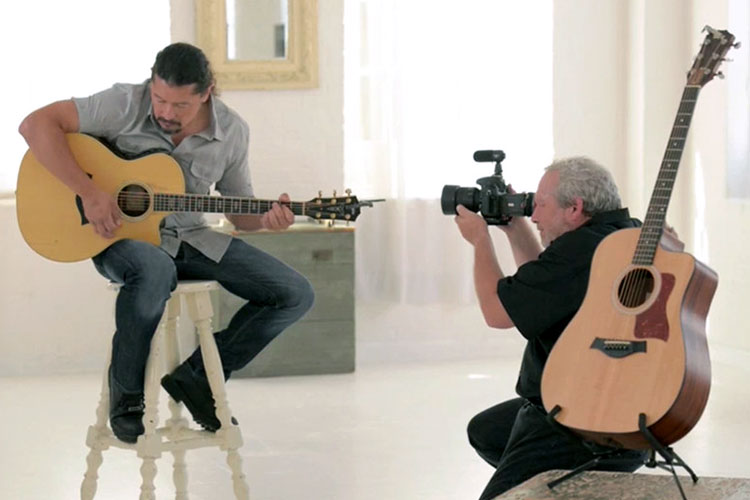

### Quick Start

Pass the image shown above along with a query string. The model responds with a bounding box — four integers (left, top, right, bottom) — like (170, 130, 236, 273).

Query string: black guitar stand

(545, 406, 698, 500)
(637, 413, 698, 500)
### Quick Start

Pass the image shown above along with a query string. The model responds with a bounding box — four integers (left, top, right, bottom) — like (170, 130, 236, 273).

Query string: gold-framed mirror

(196, 0, 318, 90)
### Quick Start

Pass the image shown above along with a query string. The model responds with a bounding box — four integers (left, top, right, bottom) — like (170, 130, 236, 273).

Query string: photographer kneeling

(454, 157, 647, 499)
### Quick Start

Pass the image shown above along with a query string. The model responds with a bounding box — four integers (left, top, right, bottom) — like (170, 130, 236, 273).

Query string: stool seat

(108, 279, 222, 294)
(82, 279, 250, 500)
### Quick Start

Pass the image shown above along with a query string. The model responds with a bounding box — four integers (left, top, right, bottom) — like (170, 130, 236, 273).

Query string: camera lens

(441, 185, 481, 215)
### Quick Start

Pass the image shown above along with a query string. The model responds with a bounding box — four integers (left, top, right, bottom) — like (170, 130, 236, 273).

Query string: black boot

(161, 362, 237, 432)
(108, 367, 145, 444)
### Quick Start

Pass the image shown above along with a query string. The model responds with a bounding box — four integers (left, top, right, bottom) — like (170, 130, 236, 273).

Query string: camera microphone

(473, 150, 505, 163)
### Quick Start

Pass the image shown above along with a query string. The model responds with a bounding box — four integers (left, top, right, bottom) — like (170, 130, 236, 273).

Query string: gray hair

(545, 157, 621, 216)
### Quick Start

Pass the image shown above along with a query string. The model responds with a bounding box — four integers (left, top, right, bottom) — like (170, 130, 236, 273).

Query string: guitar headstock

(306, 189, 381, 223)
(687, 26, 738, 86)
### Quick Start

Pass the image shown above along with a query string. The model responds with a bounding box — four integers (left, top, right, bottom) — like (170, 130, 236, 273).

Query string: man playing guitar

(18, 42, 314, 443)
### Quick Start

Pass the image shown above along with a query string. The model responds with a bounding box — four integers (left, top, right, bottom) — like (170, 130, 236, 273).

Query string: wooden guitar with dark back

(540, 27, 736, 450)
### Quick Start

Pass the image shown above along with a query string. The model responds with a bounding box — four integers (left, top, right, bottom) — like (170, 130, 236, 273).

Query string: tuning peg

(716, 71, 725, 79)
(333, 189, 337, 198)
(318, 190, 323, 198)
(345, 188, 352, 196)
(734, 42, 742, 49)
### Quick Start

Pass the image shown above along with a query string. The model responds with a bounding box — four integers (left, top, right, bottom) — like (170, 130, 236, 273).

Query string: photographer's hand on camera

(455, 204, 490, 246)
(454, 205, 514, 329)
(493, 185, 544, 267)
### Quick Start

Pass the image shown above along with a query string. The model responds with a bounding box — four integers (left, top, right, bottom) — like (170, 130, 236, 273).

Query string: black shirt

(496, 208, 641, 404)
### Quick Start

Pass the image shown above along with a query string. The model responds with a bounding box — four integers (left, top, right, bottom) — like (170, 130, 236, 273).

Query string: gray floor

(1, 338, 748, 499)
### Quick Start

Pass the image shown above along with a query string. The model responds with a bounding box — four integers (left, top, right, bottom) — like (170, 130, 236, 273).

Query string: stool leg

(81, 348, 113, 500)
(164, 296, 189, 499)
(187, 290, 250, 500)
(136, 315, 166, 500)
(225, 447, 251, 500)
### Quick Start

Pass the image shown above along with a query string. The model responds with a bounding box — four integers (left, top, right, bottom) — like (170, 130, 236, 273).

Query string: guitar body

(16, 133, 371, 263)
(16, 133, 183, 262)
(540, 26, 734, 450)
(541, 228, 717, 449)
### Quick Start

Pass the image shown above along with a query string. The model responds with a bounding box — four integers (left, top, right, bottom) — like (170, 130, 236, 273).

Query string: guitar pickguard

(634, 273, 675, 341)
(74, 195, 89, 226)
(74, 173, 94, 226)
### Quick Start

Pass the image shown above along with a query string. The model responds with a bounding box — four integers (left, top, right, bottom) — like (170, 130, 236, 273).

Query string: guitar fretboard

(153, 194, 308, 216)
(632, 85, 700, 266)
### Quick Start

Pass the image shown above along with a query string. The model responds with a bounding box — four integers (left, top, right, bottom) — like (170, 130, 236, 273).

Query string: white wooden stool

(81, 280, 250, 500)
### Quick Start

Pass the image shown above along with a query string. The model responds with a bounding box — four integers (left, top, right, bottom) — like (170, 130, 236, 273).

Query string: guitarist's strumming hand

(261, 193, 295, 230)
(81, 187, 121, 239)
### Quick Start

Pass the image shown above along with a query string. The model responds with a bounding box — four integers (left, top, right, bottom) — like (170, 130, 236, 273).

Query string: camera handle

(473, 149, 507, 179)
(494, 161, 504, 176)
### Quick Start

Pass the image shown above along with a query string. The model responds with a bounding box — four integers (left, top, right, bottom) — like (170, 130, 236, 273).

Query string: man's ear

(201, 84, 214, 103)
(566, 197, 588, 224)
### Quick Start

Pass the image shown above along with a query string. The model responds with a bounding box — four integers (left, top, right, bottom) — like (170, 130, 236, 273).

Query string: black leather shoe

(161, 362, 237, 432)
(109, 368, 145, 444)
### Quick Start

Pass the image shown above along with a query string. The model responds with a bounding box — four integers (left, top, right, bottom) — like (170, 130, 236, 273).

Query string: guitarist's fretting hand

(81, 187, 121, 239)
(260, 193, 295, 231)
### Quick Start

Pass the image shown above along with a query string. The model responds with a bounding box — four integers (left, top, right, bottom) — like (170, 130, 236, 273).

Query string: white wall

(0, 199, 114, 374)
(1, 0, 747, 376)
(689, 0, 750, 351)
(170, 0, 345, 200)
(553, 0, 749, 352)
(0, 0, 345, 376)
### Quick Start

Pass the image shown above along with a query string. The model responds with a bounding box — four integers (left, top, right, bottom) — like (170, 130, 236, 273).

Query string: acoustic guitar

(16, 133, 374, 263)
(540, 27, 735, 450)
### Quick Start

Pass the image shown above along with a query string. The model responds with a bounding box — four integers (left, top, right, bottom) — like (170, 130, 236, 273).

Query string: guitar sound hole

(118, 184, 150, 217)
(617, 268, 655, 308)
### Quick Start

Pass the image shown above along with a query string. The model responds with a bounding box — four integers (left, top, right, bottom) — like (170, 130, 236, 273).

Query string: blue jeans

(93, 238, 314, 392)
(468, 398, 648, 499)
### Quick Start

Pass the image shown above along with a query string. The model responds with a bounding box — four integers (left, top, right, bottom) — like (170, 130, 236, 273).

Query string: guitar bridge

(590, 338, 647, 358)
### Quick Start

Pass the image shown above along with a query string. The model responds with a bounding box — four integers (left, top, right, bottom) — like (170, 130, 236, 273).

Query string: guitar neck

(152, 193, 309, 217)
(633, 85, 701, 265)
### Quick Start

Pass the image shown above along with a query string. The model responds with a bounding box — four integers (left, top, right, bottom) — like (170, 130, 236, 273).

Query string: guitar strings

(115, 192, 313, 206)
(116, 192, 310, 204)
(622, 268, 639, 308)
(620, 265, 658, 309)
(115, 192, 311, 213)
(617, 90, 695, 308)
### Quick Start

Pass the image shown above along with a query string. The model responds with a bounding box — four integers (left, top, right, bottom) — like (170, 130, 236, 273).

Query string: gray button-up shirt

(73, 81, 253, 262)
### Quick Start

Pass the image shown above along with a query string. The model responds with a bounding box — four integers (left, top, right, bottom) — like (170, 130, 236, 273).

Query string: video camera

(441, 150, 535, 225)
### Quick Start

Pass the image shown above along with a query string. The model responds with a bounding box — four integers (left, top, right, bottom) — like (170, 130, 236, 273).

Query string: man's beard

(154, 114, 182, 134)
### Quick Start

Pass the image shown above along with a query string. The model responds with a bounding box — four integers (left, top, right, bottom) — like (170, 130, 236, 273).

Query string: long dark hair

(150, 42, 217, 95)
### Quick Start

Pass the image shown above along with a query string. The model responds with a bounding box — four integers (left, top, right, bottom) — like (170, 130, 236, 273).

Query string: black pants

(467, 397, 648, 499)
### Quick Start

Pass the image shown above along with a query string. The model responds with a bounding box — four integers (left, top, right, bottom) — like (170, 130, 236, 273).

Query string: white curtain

(727, 0, 750, 199)
(344, 0, 554, 304)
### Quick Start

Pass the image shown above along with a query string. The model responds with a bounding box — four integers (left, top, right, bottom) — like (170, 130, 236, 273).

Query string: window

(343, 1, 553, 304)
(344, 0, 553, 200)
